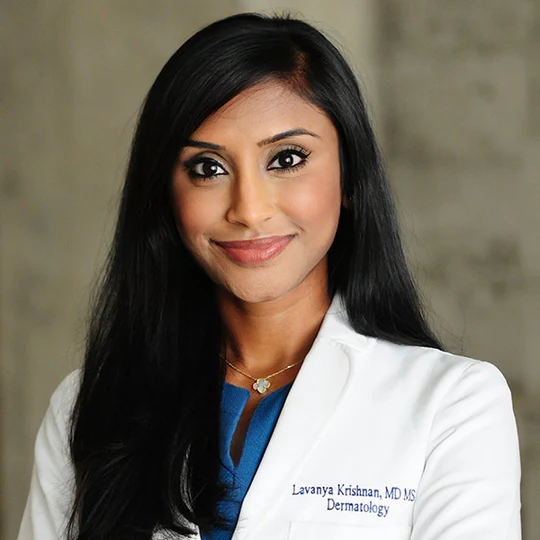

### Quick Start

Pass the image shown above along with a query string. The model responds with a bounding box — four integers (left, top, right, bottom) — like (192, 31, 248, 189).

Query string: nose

(225, 170, 275, 227)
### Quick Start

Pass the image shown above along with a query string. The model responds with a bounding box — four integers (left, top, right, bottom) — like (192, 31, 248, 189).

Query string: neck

(217, 280, 331, 378)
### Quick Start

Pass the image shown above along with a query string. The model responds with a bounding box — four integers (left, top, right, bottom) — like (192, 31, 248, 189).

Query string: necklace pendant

(253, 378, 271, 394)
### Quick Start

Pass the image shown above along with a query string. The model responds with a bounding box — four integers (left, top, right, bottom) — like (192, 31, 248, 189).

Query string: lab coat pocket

(288, 521, 411, 540)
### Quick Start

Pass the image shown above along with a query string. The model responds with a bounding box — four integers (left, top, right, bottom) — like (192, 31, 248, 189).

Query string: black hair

(67, 11, 442, 539)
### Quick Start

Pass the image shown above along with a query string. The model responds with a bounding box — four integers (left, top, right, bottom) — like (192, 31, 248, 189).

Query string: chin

(217, 273, 304, 305)
(223, 283, 292, 304)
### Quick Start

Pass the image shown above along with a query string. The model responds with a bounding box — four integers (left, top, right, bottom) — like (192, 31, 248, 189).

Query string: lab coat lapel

(232, 293, 359, 538)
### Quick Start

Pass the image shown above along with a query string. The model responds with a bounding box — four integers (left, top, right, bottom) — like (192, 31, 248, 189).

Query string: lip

(213, 235, 295, 265)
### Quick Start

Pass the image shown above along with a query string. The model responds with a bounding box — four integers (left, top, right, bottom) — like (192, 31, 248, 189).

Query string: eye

(268, 147, 311, 172)
(184, 157, 227, 180)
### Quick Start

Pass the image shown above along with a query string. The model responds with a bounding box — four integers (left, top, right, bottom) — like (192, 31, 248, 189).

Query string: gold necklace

(219, 352, 303, 394)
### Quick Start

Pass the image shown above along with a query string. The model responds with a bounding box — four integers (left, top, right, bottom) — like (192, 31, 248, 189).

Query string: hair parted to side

(68, 11, 442, 539)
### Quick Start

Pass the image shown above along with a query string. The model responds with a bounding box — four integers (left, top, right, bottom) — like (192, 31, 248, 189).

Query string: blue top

(201, 381, 293, 540)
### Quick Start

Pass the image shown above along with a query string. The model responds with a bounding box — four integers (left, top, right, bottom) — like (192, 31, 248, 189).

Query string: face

(171, 80, 344, 304)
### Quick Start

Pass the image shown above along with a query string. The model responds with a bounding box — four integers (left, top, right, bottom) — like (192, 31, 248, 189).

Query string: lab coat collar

(231, 291, 371, 539)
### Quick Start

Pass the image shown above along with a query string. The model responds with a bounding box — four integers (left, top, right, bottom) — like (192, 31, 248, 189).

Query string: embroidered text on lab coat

(291, 484, 416, 518)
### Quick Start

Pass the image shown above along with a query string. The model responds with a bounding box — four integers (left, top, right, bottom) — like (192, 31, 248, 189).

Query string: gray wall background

(1, 1, 538, 539)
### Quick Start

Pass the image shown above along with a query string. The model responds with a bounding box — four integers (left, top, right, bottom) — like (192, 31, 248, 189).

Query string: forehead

(190, 80, 334, 141)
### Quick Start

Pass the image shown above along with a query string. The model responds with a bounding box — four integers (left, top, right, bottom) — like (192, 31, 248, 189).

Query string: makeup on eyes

(181, 144, 312, 181)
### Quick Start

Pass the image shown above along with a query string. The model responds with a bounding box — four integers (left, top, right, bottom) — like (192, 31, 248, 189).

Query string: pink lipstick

(213, 235, 295, 265)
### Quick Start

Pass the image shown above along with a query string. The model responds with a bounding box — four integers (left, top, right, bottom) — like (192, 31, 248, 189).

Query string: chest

(224, 390, 427, 540)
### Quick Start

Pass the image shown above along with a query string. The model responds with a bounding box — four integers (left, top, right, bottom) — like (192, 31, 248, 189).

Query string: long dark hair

(68, 11, 441, 539)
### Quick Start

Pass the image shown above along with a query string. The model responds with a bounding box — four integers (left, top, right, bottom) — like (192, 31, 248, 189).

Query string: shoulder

(324, 293, 510, 392)
(335, 334, 515, 428)
(39, 369, 82, 453)
(367, 338, 511, 399)
(17, 370, 82, 540)
(49, 369, 82, 422)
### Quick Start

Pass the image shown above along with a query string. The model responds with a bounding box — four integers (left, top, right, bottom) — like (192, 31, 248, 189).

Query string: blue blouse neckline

(202, 379, 292, 539)
(220, 380, 293, 473)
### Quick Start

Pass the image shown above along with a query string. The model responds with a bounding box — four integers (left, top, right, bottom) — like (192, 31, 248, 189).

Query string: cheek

(281, 165, 341, 229)
(171, 186, 214, 246)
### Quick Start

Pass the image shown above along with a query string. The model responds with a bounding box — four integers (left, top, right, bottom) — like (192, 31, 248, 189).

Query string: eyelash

(183, 146, 312, 181)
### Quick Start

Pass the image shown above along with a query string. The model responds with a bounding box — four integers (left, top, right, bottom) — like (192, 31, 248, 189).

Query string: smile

(213, 235, 295, 265)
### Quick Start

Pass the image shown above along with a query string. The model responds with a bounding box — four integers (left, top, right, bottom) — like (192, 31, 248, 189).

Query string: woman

(18, 12, 521, 540)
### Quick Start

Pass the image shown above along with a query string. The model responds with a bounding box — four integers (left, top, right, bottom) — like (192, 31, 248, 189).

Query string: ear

(342, 193, 351, 209)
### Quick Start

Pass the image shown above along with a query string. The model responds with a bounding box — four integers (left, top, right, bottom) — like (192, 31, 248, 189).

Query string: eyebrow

(184, 128, 321, 151)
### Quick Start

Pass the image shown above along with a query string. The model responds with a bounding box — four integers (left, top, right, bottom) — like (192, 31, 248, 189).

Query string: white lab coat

(17, 293, 522, 540)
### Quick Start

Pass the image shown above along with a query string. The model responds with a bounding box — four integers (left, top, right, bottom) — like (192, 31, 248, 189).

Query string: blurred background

(1, 1, 538, 538)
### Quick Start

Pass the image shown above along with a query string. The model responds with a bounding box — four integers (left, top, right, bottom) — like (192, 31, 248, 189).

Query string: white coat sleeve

(17, 370, 80, 540)
(411, 361, 521, 539)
